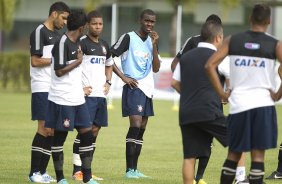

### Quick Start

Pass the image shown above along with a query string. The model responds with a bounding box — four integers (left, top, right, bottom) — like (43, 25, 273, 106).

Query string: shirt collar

(197, 42, 217, 51)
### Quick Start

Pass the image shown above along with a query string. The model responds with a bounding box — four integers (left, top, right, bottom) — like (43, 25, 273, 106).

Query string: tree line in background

(0, 52, 30, 91)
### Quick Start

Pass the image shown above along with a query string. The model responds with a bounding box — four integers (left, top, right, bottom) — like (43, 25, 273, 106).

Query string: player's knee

(91, 126, 100, 137)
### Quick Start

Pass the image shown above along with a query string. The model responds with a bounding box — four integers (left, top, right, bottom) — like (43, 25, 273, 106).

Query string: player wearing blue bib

(111, 9, 161, 179)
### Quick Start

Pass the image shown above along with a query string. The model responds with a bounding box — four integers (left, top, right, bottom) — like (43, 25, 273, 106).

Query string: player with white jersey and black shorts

(72, 10, 113, 182)
(206, 3, 282, 184)
(111, 9, 161, 179)
(29, 2, 70, 183)
(45, 10, 97, 184)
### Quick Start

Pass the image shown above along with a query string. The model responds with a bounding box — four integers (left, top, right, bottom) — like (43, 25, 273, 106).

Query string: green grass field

(0, 92, 281, 184)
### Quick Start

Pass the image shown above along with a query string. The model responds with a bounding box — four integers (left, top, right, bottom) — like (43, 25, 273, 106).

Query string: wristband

(106, 80, 112, 86)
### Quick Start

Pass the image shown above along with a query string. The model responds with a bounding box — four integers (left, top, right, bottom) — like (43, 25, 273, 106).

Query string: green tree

(0, 0, 18, 51)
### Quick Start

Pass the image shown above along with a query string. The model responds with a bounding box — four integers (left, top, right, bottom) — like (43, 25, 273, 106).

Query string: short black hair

(206, 14, 222, 25)
(87, 10, 102, 22)
(201, 20, 223, 43)
(49, 1, 70, 16)
(67, 10, 87, 31)
(250, 3, 271, 25)
(140, 9, 156, 19)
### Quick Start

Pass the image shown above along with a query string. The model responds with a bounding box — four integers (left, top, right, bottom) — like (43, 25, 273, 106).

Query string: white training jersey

(80, 36, 113, 98)
(228, 30, 278, 114)
(29, 24, 61, 93)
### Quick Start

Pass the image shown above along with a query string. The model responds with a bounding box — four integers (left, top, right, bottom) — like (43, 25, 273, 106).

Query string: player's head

(206, 14, 222, 25)
(250, 3, 271, 26)
(201, 20, 223, 45)
(139, 9, 156, 34)
(87, 10, 103, 37)
(49, 1, 70, 30)
(67, 10, 87, 37)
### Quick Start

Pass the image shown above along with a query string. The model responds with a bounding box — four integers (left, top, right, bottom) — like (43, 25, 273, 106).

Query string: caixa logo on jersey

(234, 58, 265, 68)
(90, 57, 106, 64)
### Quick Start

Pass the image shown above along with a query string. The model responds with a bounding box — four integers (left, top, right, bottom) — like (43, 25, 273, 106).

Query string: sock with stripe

(133, 128, 145, 170)
(79, 130, 94, 183)
(39, 136, 53, 174)
(220, 159, 237, 184)
(29, 133, 45, 176)
(249, 162, 264, 184)
(277, 143, 282, 172)
(73, 134, 81, 174)
(126, 127, 140, 172)
(52, 131, 68, 182)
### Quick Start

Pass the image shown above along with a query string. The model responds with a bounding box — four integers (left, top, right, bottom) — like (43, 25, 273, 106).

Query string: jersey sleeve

(110, 33, 130, 57)
(218, 56, 230, 78)
(103, 41, 114, 66)
(30, 25, 44, 57)
(176, 36, 193, 58)
(52, 37, 68, 70)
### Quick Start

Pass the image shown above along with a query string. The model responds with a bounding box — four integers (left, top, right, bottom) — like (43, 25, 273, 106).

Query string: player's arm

(30, 29, 51, 67)
(104, 46, 114, 95)
(150, 31, 161, 73)
(270, 41, 282, 101)
(205, 36, 231, 102)
(31, 56, 51, 67)
(55, 46, 83, 77)
(171, 63, 181, 93)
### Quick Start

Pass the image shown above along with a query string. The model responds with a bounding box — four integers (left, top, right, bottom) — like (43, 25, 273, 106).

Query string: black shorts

(85, 97, 108, 127)
(180, 117, 227, 159)
(228, 106, 277, 152)
(31, 92, 48, 121)
(122, 85, 154, 117)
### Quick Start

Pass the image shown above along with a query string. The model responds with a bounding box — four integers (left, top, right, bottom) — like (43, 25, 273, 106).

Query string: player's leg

(29, 92, 54, 183)
(266, 142, 282, 179)
(249, 106, 277, 184)
(183, 158, 196, 184)
(90, 97, 107, 181)
(72, 134, 82, 180)
(195, 154, 210, 184)
(125, 115, 141, 178)
(235, 153, 248, 183)
(181, 123, 212, 184)
(220, 151, 241, 184)
(133, 116, 149, 178)
(75, 103, 97, 184)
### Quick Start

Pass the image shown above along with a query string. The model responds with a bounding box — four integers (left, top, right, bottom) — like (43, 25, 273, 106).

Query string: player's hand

(122, 76, 138, 89)
(103, 83, 110, 95)
(221, 89, 231, 104)
(77, 45, 83, 64)
(150, 31, 159, 45)
(83, 86, 92, 96)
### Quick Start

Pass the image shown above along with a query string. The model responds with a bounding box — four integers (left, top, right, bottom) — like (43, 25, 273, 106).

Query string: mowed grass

(0, 92, 281, 184)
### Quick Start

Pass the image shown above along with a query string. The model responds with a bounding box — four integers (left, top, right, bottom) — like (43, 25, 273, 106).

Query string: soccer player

(171, 20, 228, 184)
(172, 14, 249, 184)
(72, 10, 113, 181)
(205, 3, 282, 184)
(45, 10, 97, 184)
(110, 9, 161, 178)
(29, 2, 70, 183)
(266, 142, 282, 179)
(171, 14, 224, 184)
